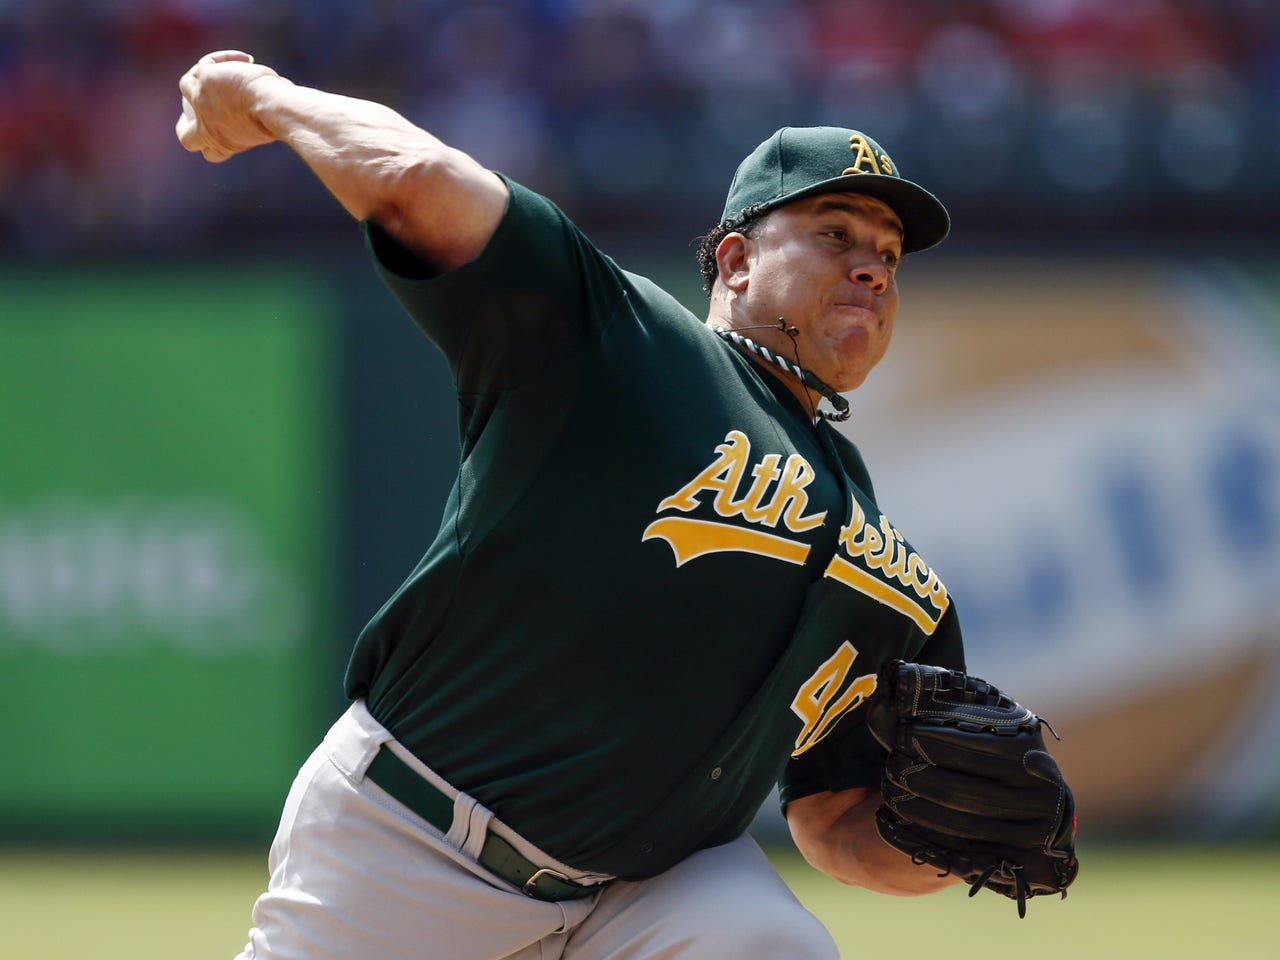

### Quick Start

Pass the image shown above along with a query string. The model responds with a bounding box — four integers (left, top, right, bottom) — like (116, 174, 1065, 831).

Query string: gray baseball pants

(235, 701, 840, 960)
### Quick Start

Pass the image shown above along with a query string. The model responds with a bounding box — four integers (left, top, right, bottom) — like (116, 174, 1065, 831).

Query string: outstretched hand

(176, 51, 287, 162)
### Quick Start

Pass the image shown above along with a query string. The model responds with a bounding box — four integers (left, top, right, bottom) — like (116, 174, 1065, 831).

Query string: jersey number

(790, 641, 877, 757)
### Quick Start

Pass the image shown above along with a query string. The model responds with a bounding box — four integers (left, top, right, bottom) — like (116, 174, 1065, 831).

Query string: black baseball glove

(865, 660, 1078, 917)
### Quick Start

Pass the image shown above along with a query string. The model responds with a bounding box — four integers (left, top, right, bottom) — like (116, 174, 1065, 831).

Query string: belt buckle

(524, 867, 586, 901)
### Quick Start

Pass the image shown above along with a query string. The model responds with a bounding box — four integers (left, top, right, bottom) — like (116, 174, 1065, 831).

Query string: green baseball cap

(720, 126, 950, 253)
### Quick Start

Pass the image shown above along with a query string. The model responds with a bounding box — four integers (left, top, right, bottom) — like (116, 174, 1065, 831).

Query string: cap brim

(767, 173, 950, 253)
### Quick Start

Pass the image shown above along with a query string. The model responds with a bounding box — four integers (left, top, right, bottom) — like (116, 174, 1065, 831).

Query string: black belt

(365, 747, 604, 902)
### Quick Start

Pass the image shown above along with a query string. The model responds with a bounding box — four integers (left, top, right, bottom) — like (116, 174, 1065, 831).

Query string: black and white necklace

(712, 321, 851, 422)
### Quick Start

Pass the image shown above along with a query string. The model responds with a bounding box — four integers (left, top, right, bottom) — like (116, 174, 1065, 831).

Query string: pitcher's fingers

(178, 70, 199, 102)
(200, 50, 254, 65)
(175, 111, 201, 151)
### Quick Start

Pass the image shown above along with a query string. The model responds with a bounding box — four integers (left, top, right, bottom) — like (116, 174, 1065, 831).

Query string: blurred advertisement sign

(0, 497, 305, 656)
(0, 268, 334, 838)
(845, 258, 1280, 836)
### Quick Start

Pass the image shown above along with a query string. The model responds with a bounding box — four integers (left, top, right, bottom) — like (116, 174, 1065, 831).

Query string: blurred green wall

(0, 266, 340, 840)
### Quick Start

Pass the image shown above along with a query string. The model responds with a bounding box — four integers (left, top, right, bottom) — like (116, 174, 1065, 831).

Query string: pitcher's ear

(716, 232, 751, 293)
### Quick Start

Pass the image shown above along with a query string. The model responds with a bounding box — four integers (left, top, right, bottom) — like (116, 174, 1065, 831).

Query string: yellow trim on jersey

(642, 516, 811, 568)
(823, 555, 945, 635)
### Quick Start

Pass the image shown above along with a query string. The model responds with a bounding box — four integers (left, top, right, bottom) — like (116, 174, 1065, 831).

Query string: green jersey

(345, 179, 964, 879)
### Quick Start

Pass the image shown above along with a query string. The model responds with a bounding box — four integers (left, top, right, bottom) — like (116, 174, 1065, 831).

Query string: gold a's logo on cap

(842, 134, 893, 177)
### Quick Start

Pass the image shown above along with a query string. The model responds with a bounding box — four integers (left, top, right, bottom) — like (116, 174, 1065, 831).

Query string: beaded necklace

(712, 321, 851, 423)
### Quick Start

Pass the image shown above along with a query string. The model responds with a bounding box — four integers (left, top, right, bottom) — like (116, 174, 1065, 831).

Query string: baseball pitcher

(177, 48, 1075, 960)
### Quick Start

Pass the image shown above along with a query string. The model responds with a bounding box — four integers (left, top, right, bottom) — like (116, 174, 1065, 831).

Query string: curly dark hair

(694, 202, 769, 297)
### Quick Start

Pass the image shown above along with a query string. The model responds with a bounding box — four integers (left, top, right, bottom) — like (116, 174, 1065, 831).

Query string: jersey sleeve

(776, 601, 967, 805)
(361, 176, 628, 398)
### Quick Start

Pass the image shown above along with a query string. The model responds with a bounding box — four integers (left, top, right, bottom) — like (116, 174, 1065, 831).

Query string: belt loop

(451, 793, 484, 853)
(323, 700, 393, 783)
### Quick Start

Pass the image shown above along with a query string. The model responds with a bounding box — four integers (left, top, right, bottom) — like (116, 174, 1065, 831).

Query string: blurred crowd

(2, 0, 1279, 257)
